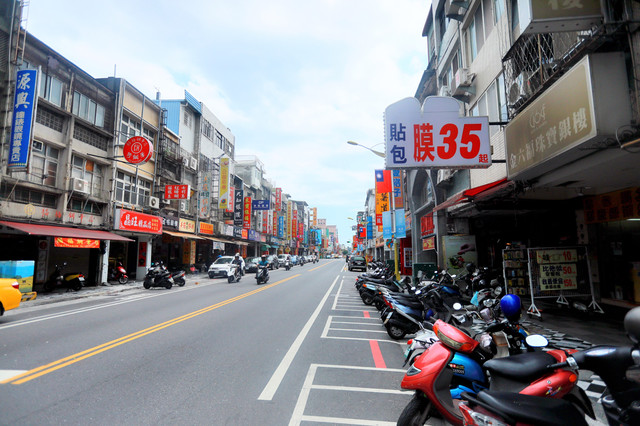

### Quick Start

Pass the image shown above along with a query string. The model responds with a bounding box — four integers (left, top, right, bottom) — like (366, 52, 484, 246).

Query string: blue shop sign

(252, 199, 270, 210)
(9, 69, 38, 169)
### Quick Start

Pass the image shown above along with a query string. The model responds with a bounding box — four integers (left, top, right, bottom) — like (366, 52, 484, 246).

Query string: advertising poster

(442, 235, 477, 275)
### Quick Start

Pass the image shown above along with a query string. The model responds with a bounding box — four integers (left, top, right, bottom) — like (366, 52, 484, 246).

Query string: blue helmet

(500, 294, 522, 322)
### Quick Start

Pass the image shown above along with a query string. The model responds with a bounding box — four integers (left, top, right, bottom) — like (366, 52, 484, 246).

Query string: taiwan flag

(375, 169, 392, 194)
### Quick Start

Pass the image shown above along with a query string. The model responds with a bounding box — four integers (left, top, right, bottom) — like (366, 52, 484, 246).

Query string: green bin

(413, 262, 437, 283)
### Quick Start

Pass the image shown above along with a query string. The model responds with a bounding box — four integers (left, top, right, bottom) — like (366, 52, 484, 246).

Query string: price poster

(536, 249, 579, 290)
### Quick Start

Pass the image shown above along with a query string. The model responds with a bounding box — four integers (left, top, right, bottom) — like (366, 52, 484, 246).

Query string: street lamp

(347, 141, 386, 158)
(347, 140, 400, 280)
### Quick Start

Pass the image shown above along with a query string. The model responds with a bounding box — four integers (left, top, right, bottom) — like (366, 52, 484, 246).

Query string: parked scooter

(109, 261, 129, 284)
(227, 264, 242, 283)
(458, 306, 640, 426)
(170, 269, 186, 286)
(256, 265, 269, 284)
(43, 262, 85, 292)
(143, 262, 174, 289)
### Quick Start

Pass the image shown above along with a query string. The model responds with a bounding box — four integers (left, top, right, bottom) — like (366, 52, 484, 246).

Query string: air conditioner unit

(161, 197, 171, 205)
(439, 85, 451, 97)
(189, 157, 198, 170)
(179, 200, 188, 213)
(148, 196, 160, 209)
(72, 178, 90, 195)
(508, 72, 533, 107)
(455, 68, 474, 88)
(182, 157, 189, 168)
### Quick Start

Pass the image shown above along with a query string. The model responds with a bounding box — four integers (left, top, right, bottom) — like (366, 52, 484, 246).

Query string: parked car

(277, 254, 288, 264)
(266, 255, 279, 270)
(290, 255, 299, 266)
(348, 255, 367, 272)
(245, 257, 260, 273)
(0, 278, 21, 316)
(208, 256, 235, 278)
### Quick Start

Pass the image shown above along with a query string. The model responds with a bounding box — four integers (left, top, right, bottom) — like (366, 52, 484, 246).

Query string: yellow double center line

(3, 274, 300, 385)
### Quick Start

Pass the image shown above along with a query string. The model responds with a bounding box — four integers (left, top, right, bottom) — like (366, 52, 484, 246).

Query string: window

(72, 91, 105, 128)
(470, 76, 508, 136)
(39, 73, 63, 107)
(120, 113, 141, 144)
(469, 5, 485, 61)
(143, 127, 156, 144)
(483, 0, 494, 36)
(511, 0, 519, 31)
(36, 106, 64, 132)
(68, 198, 102, 214)
(12, 140, 59, 186)
(3, 185, 57, 208)
(115, 171, 151, 206)
(183, 110, 192, 128)
(71, 155, 104, 198)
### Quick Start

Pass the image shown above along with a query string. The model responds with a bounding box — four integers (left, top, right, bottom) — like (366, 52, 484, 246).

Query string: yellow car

(0, 278, 21, 316)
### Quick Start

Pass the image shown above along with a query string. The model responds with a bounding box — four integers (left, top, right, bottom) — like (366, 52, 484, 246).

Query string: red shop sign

(421, 214, 434, 237)
(115, 208, 162, 234)
(123, 136, 153, 165)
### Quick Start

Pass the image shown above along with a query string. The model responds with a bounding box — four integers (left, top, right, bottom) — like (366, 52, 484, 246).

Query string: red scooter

(110, 262, 129, 284)
(397, 319, 593, 425)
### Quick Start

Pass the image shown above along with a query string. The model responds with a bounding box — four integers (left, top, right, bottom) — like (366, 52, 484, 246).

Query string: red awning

(462, 178, 509, 198)
(432, 192, 468, 212)
(0, 221, 134, 241)
(432, 178, 511, 213)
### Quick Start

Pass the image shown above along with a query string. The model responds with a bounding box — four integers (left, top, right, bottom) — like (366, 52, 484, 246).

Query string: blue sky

(28, 0, 429, 243)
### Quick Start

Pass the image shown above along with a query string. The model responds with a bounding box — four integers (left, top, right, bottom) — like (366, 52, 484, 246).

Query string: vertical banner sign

(384, 97, 491, 169)
(382, 211, 392, 239)
(226, 186, 235, 213)
(243, 197, 252, 229)
(262, 210, 269, 233)
(375, 192, 389, 226)
(392, 170, 404, 208)
(272, 212, 277, 236)
(287, 201, 293, 239)
(395, 208, 406, 238)
(199, 172, 211, 218)
(218, 157, 230, 209)
(292, 209, 298, 241)
(234, 189, 244, 226)
(278, 215, 285, 239)
(275, 188, 282, 210)
(312, 207, 317, 227)
(298, 222, 304, 241)
(367, 216, 373, 240)
(9, 69, 38, 169)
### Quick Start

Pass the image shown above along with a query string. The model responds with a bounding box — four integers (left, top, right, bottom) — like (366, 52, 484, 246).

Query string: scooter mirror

(525, 335, 549, 348)
(453, 302, 463, 310)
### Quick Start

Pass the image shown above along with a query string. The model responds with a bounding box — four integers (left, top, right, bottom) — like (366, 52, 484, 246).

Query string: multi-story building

(412, 0, 640, 308)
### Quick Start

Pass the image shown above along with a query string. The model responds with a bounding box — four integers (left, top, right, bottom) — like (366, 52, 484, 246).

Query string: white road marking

(288, 364, 406, 426)
(0, 370, 27, 382)
(258, 275, 338, 401)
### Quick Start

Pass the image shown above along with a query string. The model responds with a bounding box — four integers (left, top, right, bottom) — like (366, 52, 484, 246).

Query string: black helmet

(261, 254, 266, 259)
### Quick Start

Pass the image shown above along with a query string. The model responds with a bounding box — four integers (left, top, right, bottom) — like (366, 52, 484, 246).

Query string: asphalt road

(0, 260, 415, 425)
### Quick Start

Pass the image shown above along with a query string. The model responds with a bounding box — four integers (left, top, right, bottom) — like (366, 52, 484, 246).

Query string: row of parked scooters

(353, 261, 640, 425)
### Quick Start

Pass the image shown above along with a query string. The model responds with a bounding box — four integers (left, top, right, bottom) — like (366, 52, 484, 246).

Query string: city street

(1, 260, 414, 425)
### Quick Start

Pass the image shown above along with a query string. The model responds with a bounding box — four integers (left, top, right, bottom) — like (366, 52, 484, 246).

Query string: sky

(27, 0, 429, 244)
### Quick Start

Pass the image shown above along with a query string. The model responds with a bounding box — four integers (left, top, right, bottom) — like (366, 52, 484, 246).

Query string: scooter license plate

(78, 277, 85, 282)
(383, 312, 393, 325)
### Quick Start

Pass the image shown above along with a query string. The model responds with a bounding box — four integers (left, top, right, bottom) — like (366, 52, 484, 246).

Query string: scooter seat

(484, 351, 556, 382)
(475, 390, 588, 426)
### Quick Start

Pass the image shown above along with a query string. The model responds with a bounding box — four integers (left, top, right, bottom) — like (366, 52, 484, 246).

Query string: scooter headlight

(406, 365, 422, 376)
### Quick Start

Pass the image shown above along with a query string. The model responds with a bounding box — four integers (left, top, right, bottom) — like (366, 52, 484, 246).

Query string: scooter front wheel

(177, 279, 185, 287)
(228, 275, 235, 283)
(385, 322, 407, 340)
(397, 393, 433, 426)
(118, 276, 128, 285)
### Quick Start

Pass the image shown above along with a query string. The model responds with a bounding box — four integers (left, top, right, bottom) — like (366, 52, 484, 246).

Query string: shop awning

(0, 221, 134, 241)
(199, 236, 228, 243)
(432, 178, 511, 212)
(163, 230, 205, 240)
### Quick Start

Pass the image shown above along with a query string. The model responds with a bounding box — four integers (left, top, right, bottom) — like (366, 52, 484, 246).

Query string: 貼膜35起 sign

(384, 96, 491, 169)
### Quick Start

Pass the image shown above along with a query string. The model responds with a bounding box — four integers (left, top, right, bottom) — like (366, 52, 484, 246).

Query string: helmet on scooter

(500, 294, 522, 322)
(624, 306, 640, 344)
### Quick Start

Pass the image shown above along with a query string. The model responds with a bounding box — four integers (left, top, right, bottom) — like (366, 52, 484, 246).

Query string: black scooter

(256, 265, 269, 284)
(43, 262, 85, 292)
(144, 262, 174, 289)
